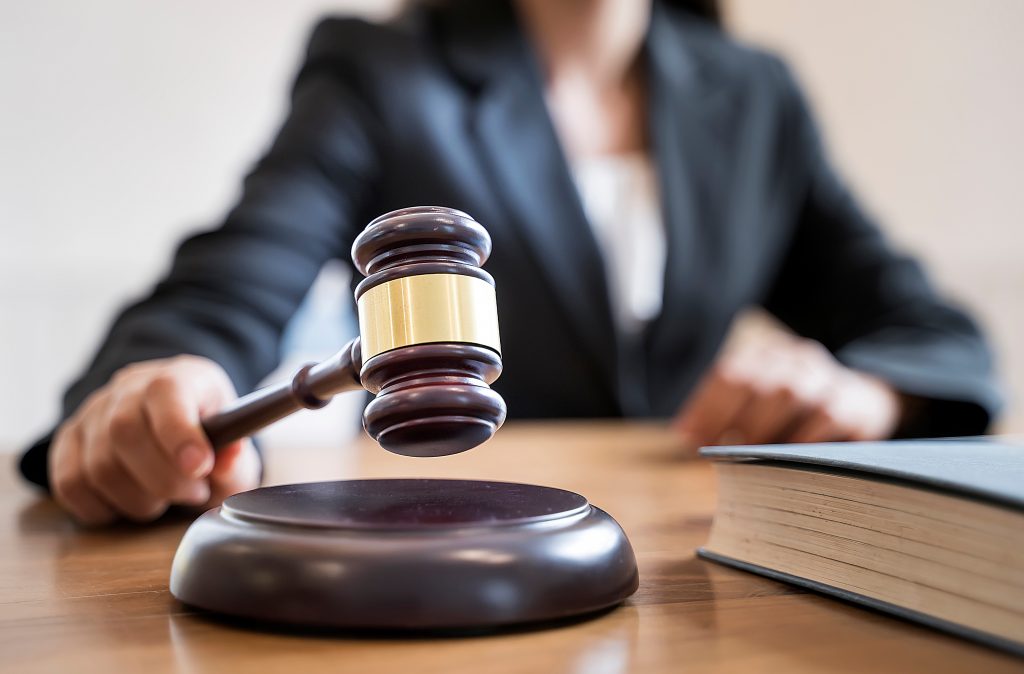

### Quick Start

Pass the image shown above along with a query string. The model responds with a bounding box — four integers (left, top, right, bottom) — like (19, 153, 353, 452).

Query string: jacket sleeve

(19, 20, 381, 489)
(760, 60, 1003, 437)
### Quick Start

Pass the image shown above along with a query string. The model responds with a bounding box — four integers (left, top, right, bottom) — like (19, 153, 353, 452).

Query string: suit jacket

(20, 0, 1002, 488)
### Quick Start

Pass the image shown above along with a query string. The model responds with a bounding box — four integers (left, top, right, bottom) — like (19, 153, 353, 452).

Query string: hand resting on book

(673, 335, 903, 451)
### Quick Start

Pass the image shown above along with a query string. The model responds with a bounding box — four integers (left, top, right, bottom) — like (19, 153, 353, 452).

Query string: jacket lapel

(434, 1, 739, 414)
(643, 8, 740, 412)
(437, 1, 620, 401)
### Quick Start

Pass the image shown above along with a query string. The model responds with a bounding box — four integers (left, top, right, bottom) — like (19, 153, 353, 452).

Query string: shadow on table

(167, 598, 641, 672)
(17, 494, 202, 535)
(173, 603, 621, 641)
(667, 555, 1015, 671)
(16, 496, 72, 534)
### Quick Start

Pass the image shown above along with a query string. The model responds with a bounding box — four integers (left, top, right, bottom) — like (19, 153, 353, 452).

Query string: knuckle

(198, 360, 235, 393)
(712, 360, 750, 388)
(84, 451, 121, 491)
(746, 374, 775, 397)
(112, 364, 139, 384)
(175, 354, 205, 368)
(746, 382, 768, 400)
(175, 354, 221, 382)
(732, 340, 762, 357)
(798, 339, 830, 361)
(778, 381, 816, 407)
(107, 408, 142, 444)
(76, 389, 107, 419)
(813, 407, 839, 427)
(773, 382, 799, 403)
(145, 372, 181, 398)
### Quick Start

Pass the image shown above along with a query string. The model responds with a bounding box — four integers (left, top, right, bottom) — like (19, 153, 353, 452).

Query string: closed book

(698, 438, 1024, 655)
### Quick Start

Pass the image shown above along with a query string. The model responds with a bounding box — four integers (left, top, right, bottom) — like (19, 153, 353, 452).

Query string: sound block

(170, 479, 639, 630)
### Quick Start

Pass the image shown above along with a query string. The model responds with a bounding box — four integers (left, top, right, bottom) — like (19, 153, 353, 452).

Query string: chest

(363, 76, 800, 334)
(543, 71, 649, 159)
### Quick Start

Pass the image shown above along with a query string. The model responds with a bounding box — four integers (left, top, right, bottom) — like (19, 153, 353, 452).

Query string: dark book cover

(700, 436, 1024, 508)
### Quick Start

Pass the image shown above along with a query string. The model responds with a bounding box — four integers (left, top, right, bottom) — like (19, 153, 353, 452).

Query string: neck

(515, 0, 650, 86)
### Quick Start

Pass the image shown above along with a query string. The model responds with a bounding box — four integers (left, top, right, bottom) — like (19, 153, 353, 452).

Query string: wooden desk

(2, 421, 1020, 673)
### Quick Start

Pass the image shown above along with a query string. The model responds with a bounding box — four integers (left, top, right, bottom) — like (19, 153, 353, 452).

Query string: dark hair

(663, 0, 721, 25)
(410, 1, 722, 26)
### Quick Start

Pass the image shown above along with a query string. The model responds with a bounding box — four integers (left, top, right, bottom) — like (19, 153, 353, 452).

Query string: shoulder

(298, 13, 437, 85)
(306, 15, 417, 58)
(658, 6, 800, 102)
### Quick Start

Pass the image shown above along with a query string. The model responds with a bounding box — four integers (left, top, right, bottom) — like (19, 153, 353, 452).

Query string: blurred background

(2, 0, 1022, 453)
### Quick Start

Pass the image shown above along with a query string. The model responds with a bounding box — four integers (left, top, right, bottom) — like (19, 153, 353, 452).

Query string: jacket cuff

(836, 346, 1002, 438)
(19, 432, 54, 491)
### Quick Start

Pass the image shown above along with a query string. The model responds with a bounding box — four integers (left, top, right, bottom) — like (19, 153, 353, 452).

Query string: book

(698, 437, 1024, 655)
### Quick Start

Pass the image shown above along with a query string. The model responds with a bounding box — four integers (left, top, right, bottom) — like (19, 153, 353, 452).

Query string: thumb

(206, 439, 262, 506)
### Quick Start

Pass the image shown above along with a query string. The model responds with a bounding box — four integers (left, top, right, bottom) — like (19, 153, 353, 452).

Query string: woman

(23, 0, 1000, 525)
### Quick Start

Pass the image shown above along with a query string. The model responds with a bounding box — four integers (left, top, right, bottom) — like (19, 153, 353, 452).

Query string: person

(21, 0, 1001, 525)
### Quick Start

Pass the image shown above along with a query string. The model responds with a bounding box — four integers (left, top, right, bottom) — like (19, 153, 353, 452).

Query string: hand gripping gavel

(199, 206, 506, 457)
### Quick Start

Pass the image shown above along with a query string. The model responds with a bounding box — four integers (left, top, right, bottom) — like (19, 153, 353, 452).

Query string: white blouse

(572, 152, 667, 335)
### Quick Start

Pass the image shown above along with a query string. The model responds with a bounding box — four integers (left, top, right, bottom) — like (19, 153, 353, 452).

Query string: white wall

(727, 0, 1024, 431)
(0, 1, 399, 449)
(1, 1, 1021, 451)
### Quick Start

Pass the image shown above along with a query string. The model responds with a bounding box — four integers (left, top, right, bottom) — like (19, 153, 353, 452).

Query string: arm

(20, 20, 382, 491)
(759, 60, 1002, 437)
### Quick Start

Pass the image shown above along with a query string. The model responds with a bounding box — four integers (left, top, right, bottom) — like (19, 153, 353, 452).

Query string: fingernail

(183, 481, 211, 506)
(177, 443, 209, 478)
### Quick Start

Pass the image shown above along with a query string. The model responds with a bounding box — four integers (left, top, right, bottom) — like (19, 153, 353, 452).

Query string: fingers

(790, 371, 902, 443)
(111, 391, 211, 506)
(80, 429, 169, 523)
(141, 373, 220, 480)
(673, 360, 754, 449)
(50, 424, 117, 527)
(206, 440, 262, 507)
(46, 356, 241, 526)
(737, 354, 832, 444)
(788, 406, 846, 444)
(731, 357, 794, 445)
(676, 337, 903, 450)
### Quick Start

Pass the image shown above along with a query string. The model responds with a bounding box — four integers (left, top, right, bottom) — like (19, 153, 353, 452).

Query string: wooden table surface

(2, 421, 1021, 673)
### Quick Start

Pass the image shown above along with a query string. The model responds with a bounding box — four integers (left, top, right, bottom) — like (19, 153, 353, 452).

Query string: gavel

(199, 206, 507, 457)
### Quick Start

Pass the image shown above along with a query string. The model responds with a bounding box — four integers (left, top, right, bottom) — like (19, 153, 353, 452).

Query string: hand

(49, 355, 261, 526)
(673, 336, 903, 452)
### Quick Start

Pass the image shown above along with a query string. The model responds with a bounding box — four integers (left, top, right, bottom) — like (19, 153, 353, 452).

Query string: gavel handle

(201, 337, 364, 450)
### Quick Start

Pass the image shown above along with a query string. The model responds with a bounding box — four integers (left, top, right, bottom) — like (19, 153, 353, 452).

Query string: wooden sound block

(170, 479, 639, 630)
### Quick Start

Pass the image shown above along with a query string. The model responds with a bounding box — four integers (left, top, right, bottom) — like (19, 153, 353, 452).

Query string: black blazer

(20, 0, 1002, 487)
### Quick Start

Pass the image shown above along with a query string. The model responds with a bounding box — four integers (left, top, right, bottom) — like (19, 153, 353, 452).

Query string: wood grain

(2, 421, 1020, 673)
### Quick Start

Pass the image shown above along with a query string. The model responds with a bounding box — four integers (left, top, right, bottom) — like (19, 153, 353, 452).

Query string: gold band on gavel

(357, 273, 502, 361)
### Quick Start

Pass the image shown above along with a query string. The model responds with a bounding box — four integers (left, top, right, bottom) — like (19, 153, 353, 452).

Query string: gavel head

(351, 206, 506, 457)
